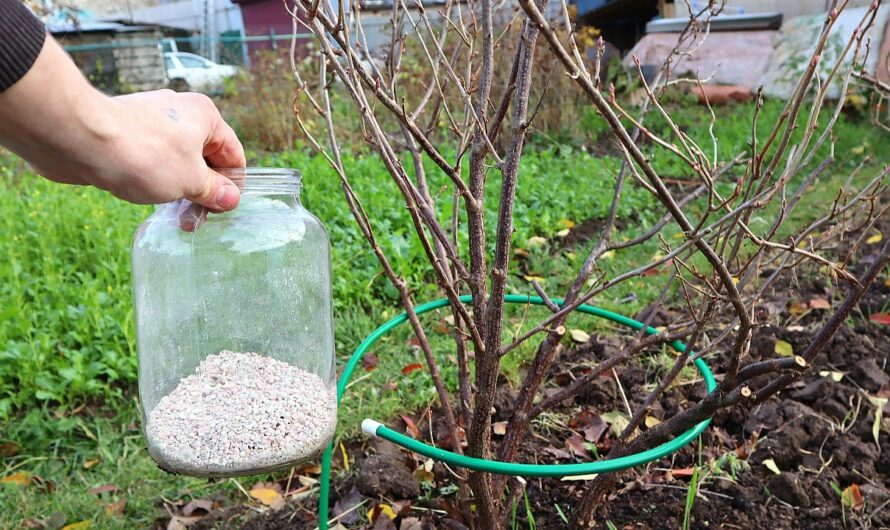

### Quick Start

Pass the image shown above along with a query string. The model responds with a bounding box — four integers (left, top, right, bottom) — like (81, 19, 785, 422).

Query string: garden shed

(48, 21, 168, 93)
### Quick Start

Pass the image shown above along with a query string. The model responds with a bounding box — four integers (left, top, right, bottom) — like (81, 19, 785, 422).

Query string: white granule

(145, 350, 337, 476)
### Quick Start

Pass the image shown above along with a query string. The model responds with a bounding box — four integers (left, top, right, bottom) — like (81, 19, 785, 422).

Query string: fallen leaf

(401, 363, 423, 375)
(381, 381, 398, 392)
(105, 499, 126, 517)
(885, 277, 890, 288)
(565, 434, 589, 458)
(670, 467, 696, 478)
(492, 421, 508, 436)
(523, 275, 546, 282)
(762, 458, 781, 475)
(61, 522, 91, 530)
(819, 370, 844, 382)
(332, 486, 362, 525)
(181, 499, 214, 517)
(559, 219, 576, 229)
(561, 473, 599, 481)
(774, 340, 794, 357)
(556, 228, 571, 237)
(88, 484, 118, 495)
(249, 486, 285, 510)
(841, 484, 864, 511)
(809, 298, 830, 309)
(339, 441, 350, 471)
(362, 353, 379, 371)
(400, 415, 421, 437)
(789, 302, 809, 316)
(601, 411, 631, 437)
(543, 446, 573, 459)
(514, 247, 530, 258)
(644, 416, 661, 428)
(866, 394, 888, 448)
(414, 463, 435, 485)
(581, 418, 608, 443)
(0, 441, 21, 458)
(368, 503, 397, 523)
(166, 515, 203, 530)
(870, 313, 890, 325)
(866, 233, 883, 245)
(527, 236, 548, 248)
(570, 329, 591, 343)
(1, 471, 31, 486)
(83, 459, 99, 470)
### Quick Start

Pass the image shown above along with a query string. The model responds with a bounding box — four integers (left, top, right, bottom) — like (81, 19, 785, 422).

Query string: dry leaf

(166, 515, 203, 530)
(601, 411, 630, 437)
(527, 236, 548, 248)
(570, 329, 591, 343)
(400, 415, 420, 438)
(401, 363, 423, 375)
(556, 228, 571, 237)
(105, 499, 126, 517)
(523, 275, 546, 282)
(865, 233, 883, 245)
(61, 522, 91, 530)
(841, 484, 864, 511)
(866, 394, 888, 447)
(561, 473, 599, 481)
(492, 421, 508, 436)
(88, 484, 118, 495)
(564, 434, 589, 458)
(368, 503, 397, 523)
(543, 446, 573, 459)
(762, 458, 781, 475)
(1, 471, 31, 486)
(774, 340, 794, 357)
(819, 370, 844, 382)
(789, 302, 809, 316)
(644, 416, 661, 428)
(250, 487, 285, 510)
(670, 467, 696, 478)
(0, 441, 21, 458)
(181, 499, 214, 517)
(870, 313, 890, 325)
(809, 298, 830, 309)
(361, 353, 379, 371)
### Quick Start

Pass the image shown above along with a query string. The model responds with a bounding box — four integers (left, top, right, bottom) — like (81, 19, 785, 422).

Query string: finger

(203, 114, 246, 169)
(187, 166, 241, 212)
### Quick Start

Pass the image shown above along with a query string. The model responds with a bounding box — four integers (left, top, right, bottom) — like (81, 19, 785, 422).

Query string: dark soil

(168, 217, 890, 530)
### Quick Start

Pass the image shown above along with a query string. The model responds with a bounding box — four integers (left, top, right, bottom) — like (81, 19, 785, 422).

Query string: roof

(46, 20, 158, 34)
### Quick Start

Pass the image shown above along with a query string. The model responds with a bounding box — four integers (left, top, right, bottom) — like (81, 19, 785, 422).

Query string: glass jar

(131, 168, 336, 477)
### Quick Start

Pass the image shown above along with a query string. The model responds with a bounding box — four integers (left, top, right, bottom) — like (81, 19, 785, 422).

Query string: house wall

(239, 0, 310, 56)
(112, 30, 168, 92)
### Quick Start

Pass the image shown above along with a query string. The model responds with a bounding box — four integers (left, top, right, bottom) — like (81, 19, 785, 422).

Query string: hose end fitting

(361, 419, 382, 438)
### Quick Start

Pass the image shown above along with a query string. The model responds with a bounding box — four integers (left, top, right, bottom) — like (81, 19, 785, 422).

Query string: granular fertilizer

(146, 350, 337, 476)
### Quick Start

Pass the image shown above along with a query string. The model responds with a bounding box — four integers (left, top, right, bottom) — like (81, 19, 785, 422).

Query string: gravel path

(146, 350, 337, 476)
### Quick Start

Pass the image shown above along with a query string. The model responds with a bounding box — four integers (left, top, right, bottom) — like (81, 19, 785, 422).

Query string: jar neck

(218, 168, 302, 198)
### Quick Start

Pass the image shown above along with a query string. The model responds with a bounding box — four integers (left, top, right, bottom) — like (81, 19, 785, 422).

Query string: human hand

(0, 38, 245, 212)
(98, 90, 246, 211)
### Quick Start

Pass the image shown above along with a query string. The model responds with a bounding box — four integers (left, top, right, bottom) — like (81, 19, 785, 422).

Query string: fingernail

(216, 183, 240, 210)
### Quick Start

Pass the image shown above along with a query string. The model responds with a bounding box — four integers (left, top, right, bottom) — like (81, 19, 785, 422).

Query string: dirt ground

(164, 214, 890, 530)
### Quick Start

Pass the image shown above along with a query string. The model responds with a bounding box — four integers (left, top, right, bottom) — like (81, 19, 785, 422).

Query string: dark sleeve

(0, 0, 47, 92)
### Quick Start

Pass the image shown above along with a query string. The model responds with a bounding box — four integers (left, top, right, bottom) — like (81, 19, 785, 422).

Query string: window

(164, 57, 175, 70)
(178, 55, 207, 69)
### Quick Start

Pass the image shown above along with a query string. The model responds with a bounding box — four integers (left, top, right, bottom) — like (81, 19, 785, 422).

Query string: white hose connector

(361, 419, 382, 438)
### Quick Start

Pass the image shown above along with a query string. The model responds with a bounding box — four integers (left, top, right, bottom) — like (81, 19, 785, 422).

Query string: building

(49, 20, 169, 93)
(98, 0, 247, 64)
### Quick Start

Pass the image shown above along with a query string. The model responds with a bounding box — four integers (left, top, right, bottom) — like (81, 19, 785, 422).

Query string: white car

(164, 52, 238, 94)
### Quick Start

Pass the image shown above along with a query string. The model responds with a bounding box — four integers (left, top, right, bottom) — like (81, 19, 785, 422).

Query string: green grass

(2, 97, 887, 527)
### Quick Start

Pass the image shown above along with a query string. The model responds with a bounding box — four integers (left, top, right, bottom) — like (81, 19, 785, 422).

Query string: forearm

(0, 37, 118, 187)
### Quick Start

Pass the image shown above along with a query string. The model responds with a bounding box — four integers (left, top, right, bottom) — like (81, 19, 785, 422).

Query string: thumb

(188, 167, 241, 212)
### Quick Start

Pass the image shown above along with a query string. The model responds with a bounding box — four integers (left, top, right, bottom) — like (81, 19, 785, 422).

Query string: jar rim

(217, 167, 302, 194)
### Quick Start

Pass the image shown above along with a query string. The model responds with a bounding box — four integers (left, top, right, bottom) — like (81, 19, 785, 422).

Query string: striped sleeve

(0, 0, 47, 92)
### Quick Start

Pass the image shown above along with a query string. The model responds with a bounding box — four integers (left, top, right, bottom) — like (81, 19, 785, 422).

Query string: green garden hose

(317, 294, 716, 529)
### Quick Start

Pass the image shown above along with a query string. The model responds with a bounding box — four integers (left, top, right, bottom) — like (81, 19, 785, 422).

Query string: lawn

(1, 98, 887, 528)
